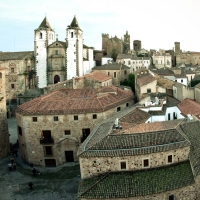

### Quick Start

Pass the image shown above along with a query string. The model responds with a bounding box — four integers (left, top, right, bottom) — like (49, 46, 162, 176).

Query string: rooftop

(16, 86, 134, 116)
(0, 51, 34, 61)
(137, 74, 156, 87)
(92, 63, 129, 70)
(83, 71, 112, 82)
(78, 161, 194, 199)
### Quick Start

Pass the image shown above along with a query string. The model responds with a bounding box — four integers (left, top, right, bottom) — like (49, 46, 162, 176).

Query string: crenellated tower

(0, 67, 10, 158)
(66, 16, 83, 79)
(34, 17, 55, 88)
(102, 33, 109, 52)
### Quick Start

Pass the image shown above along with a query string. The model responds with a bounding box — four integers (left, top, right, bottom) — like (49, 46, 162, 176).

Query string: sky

(1, 0, 200, 52)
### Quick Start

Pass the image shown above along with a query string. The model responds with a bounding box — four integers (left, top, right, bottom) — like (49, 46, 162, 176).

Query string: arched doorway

(54, 75, 60, 84)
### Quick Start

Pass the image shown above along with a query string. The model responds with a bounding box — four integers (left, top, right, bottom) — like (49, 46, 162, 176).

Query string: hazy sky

(1, 0, 200, 52)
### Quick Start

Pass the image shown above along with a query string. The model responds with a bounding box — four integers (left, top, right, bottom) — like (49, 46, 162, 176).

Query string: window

(126, 103, 129, 107)
(55, 50, 58, 55)
(93, 114, 97, 119)
(128, 61, 130, 65)
(143, 159, 149, 167)
(11, 68, 14, 73)
(0, 72, 2, 78)
(168, 195, 174, 200)
(64, 130, 71, 135)
(114, 72, 116, 78)
(54, 116, 58, 121)
(74, 59, 76, 62)
(181, 79, 183, 83)
(120, 161, 126, 170)
(108, 72, 110, 76)
(40, 32, 42, 39)
(11, 84, 15, 89)
(71, 32, 73, 38)
(74, 115, 78, 120)
(124, 70, 127, 75)
(147, 89, 151, 93)
(18, 126, 22, 136)
(168, 113, 171, 120)
(45, 146, 53, 156)
(117, 107, 121, 112)
(168, 155, 173, 163)
(32, 117, 37, 122)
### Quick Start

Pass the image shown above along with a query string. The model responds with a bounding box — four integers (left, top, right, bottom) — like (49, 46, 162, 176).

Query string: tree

(111, 48, 118, 62)
(120, 73, 135, 92)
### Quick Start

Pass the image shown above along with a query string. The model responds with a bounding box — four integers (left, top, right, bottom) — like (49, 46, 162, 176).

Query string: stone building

(78, 107, 200, 199)
(135, 68, 157, 101)
(176, 51, 200, 65)
(15, 86, 134, 166)
(0, 67, 10, 158)
(92, 62, 130, 86)
(102, 31, 130, 57)
(153, 50, 172, 69)
(133, 40, 141, 54)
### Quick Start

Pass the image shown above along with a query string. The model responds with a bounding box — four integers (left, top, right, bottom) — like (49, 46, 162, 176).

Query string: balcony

(40, 137, 54, 144)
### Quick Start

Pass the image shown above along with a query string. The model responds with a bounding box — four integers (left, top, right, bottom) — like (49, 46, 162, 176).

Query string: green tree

(120, 73, 135, 92)
(191, 79, 200, 87)
(111, 48, 118, 62)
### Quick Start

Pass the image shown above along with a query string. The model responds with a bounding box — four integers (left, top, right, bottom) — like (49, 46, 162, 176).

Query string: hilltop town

(1, 16, 200, 200)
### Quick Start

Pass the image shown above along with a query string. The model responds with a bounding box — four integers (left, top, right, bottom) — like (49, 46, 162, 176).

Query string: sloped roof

(68, 16, 81, 30)
(48, 41, 66, 48)
(83, 71, 112, 82)
(178, 98, 200, 117)
(92, 63, 129, 70)
(0, 51, 34, 61)
(78, 161, 194, 199)
(137, 74, 156, 87)
(38, 17, 53, 31)
(117, 54, 134, 60)
(16, 86, 134, 116)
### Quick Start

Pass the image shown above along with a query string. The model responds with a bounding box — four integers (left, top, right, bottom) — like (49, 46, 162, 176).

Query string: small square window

(11, 68, 14, 73)
(126, 103, 129, 107)
(147, 89, 151, 93)
(168, 195, 174, 200)
(143, 159, 149, 167)
(74, 115, 78, 120)
(64, 130, 71, 135)
(93, 114, 97, 119)
(11, 84, 15, 89)
(54, 116, 58, 121)
(120, 161, 126, 169)
(168, 155, 173, 163)
(32, 117, 37, 122)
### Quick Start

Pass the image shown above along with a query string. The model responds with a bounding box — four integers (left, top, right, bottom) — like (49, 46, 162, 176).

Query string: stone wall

(16, 100, 133, 166)
(195, 87, 200, 103)
(81, 184, 196, 200)
(0, 68, 10, 158)
(80, 146, 190, 179)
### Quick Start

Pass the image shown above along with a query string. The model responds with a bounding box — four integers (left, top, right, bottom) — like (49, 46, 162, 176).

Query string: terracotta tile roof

(78, 161, 194, 199)
(92, 63, 129, 70)
(137, 74, 156, 87)
(16, 86, 134, 116)
(150, 68, 174, 75)
(83, 71, 112, 82)
(0, 51, 34, 61)
(177, 98, 200, 117)
(124, 119, 183, 134)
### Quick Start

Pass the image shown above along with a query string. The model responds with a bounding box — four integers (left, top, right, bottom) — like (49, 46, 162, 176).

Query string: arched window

(40, 32, 42, 39)
(0, 72, 2, 78)
(54, 75, 60, 84)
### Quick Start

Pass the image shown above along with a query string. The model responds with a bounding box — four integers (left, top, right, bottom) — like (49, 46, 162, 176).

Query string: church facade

(35, 16, 96, 88)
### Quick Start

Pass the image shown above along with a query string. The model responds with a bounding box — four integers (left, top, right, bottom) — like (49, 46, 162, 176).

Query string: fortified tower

(0, 67, 10, 158)
(133, 40, 141, 52)
(175, 42, 181, 53)
(34, 17, 55, 88)
(66, 16, 83, 79)
(102, 33, 109, 52)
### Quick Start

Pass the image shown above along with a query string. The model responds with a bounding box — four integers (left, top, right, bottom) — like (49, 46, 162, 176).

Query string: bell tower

(0, 67, 10, 158)
(66, 16, 83, 79)
(124, 31, 130, 50)
(34, 17, 55, 88)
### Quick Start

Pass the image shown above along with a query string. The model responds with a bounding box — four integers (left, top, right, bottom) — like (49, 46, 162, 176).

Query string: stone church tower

(34, 17, 55, 88)
(0, 67, 10, 158)
(66, 16, 83, 79)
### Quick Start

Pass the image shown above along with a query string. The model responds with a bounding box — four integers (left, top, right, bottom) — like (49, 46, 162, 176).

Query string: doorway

(54, 75, 60, 84)
(65, 151, 74, 162)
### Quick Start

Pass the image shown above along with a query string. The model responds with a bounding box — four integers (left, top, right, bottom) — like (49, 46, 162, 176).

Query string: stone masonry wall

(16, 100, 133, 166)
(80, 146, 190, 179)
(81, 184, 196, 200)
(0, 68, 10, 158)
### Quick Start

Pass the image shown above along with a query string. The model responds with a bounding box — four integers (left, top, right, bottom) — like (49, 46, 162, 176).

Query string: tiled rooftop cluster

(78, 161, 194, 199)
(16, 86, 133, 115)
(137, 74, 156, 87)
(83, 71, 112, 82)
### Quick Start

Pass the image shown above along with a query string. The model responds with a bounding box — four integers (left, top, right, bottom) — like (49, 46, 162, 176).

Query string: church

(35, 16, 96, 88)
